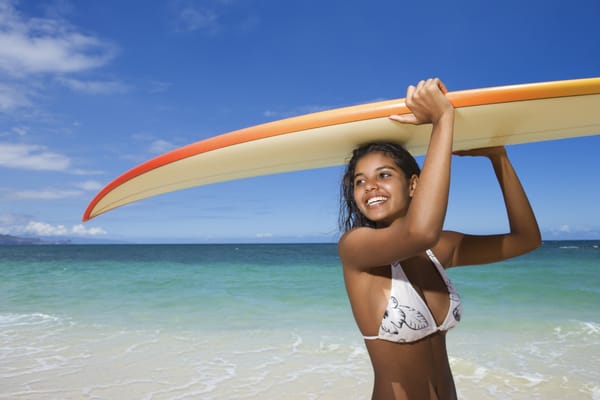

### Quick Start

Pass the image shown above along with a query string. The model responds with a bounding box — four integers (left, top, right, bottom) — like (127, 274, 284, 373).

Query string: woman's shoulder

(337, 227, 368, 264)
(337, 226, 374, 250)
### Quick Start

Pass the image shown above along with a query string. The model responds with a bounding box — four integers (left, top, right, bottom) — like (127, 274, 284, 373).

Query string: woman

(338, 78, 541, 400)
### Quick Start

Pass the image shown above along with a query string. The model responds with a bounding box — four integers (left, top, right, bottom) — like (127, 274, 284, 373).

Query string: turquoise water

(1, 241, 599, 399)
(1, 244, 348, 331)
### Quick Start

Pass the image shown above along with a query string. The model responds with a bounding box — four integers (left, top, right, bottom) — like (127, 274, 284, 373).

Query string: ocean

(1, 241, 598, 399)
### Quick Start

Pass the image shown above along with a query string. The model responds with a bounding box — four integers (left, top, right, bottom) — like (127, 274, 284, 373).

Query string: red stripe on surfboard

(83, 77, 600, 221)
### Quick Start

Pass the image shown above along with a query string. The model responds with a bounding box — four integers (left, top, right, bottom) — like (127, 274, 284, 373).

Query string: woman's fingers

(391, 78, 453, 125)
(453, 146, 507, 158)
(405, 84, 416, 101)
(389, 113, 418, 124)
(437, 79, 448, 94)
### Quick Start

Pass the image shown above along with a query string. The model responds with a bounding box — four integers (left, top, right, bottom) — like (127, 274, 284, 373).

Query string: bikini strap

(425, 249, 445, 271)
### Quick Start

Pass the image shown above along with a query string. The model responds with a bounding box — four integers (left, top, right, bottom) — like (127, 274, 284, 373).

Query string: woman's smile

(366, 195, 388, 207)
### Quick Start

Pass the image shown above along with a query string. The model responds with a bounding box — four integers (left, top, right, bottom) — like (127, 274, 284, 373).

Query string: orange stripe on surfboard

(83, 77, 600, 222)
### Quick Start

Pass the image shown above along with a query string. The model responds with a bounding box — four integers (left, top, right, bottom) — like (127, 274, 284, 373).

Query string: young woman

(338, 78, 541, 400)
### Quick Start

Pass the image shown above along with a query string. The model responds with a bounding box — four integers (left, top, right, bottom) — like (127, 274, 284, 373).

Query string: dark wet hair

(339, 142, 421, 232)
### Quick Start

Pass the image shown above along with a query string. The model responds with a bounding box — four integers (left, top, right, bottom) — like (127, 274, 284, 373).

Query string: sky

(0, 0, 599, 244)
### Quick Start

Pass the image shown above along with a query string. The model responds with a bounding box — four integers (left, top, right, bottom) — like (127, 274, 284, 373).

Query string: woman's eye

(355, 179, 365, 186)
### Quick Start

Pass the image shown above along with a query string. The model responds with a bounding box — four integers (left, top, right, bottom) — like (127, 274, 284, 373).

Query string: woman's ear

(408, 175, 419, 197)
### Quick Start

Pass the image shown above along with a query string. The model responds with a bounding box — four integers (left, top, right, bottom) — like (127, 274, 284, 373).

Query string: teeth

(367, 196, 387, 206)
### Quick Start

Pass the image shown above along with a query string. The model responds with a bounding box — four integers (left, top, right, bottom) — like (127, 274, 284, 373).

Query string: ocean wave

(451, 355, 599, 399)
(590, 383, 600, 400)
(0, 313, 64, 327)
(232, 346, 279, 355)
(291, 333, 303, 353)
(450, 319, 600, 399)
(553, 320, 600, 340)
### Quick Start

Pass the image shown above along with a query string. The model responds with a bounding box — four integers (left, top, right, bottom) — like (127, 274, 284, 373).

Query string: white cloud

(559, 224, 571, 233)
(0, 212, 29, 227)
(168, 0, 259, 35)
(24, 221, 68, 236)
(255, 232, 273, 238)
(2, 180, 104, 200)
(0, 1, 119, 112)
(0, 1, 116, 77)
(10, 125, 29, 136)
(71, 224, 107, 236)
(149, 139, 178, 154)
(0, 82, 33, 110)
(262, 105, 331, 120)
(70, 168, 104, 176)
(7, 189, 82, 200)
(171, 1, 219, 33)
(57, 77, 129, 95)
(74, 180, 103, 191)
(0, 142, 71, 171)
(23, 221, 106, 237)
(0, 142, 102, 175)
(545, 224, 598, 238)
(147, 80, 171, 94)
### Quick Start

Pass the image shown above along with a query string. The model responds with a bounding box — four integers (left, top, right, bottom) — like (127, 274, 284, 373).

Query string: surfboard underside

(83, 78, 600, 221)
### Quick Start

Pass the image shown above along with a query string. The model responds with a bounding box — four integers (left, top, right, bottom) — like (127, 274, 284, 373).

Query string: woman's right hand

(453, 146, 507, 158)
(389, 78, 454, 126)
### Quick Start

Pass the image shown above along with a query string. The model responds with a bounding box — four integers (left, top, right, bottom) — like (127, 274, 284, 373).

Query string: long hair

(339, 142, 421, 232)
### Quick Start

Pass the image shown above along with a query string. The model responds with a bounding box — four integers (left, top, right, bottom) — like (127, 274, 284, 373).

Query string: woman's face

(352, 151, 417, 227)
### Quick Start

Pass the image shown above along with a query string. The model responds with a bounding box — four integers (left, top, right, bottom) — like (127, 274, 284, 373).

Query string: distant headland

(0, 234, 71, 245)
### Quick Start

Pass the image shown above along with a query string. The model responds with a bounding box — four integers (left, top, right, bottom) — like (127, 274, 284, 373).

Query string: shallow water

(1, 241, 598, 399)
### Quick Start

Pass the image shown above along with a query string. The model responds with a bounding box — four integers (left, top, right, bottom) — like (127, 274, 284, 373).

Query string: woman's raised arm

(444, 146, 541, 267)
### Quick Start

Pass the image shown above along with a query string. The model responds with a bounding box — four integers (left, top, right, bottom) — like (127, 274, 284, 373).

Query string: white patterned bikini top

(363, 249, 462, 343)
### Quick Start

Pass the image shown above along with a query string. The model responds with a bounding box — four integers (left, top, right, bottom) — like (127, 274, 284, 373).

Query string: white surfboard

(83, 77, 600, 221)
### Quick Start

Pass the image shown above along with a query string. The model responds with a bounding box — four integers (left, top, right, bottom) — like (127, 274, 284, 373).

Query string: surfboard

(83, 77, 600, 221)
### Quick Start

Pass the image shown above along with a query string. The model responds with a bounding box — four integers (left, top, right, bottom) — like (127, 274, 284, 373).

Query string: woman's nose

(365, 180, 378, 191)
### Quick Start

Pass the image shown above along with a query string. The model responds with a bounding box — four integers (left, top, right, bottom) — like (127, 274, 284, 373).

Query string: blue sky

(0, 0, 598, 243)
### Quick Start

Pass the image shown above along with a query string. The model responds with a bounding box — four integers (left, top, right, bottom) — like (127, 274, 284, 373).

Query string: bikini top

(363, 249, 462, 343)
